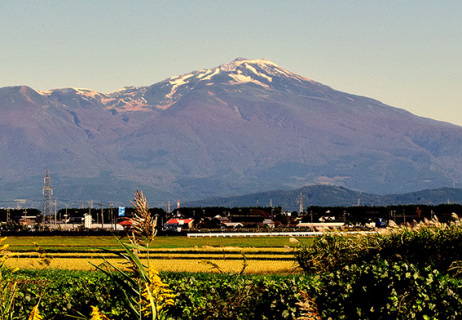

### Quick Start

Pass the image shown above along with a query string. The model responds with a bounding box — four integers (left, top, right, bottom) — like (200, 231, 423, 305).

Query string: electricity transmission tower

(42, 170, 53, 224)
(297, 193, 304, 215)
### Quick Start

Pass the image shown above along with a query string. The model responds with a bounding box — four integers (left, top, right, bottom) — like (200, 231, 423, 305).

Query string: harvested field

(4, 235, 307, 274)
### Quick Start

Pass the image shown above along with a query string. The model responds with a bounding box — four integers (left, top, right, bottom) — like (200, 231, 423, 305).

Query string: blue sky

(1, 1, 461, 125)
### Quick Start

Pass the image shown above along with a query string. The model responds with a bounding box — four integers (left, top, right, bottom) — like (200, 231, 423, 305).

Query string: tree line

(0, 204, 460, 226)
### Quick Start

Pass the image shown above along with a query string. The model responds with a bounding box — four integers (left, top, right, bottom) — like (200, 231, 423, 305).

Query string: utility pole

(100, 203, 104, 228)
(64, 204, 68, 225)
(6, 208, 10, 223)
(89, 200, 93, 224)
(109, 203, 114, 230)
(54, 199, 57, 225)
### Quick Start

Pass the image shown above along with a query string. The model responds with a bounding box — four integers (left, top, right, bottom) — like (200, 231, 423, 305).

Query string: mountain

(1, 58, 462, 208)
(183, 185, 462, 211)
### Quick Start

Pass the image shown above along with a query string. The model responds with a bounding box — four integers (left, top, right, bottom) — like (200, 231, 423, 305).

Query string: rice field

(5, 235, 312, 250)
(3, 235, 309, 274)
(6, 257, 299, 274)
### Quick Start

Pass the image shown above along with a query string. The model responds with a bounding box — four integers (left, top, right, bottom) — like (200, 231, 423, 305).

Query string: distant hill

(184, 185, 462, 211)
(1, 58, 462, 207)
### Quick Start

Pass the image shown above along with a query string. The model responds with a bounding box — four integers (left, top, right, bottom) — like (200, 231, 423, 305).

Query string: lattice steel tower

(43, 170, 53, 218)
(297, 192, 304, 214)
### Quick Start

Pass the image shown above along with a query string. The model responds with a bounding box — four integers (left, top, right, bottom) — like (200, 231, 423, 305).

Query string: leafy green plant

(13, 269, 128, 319)
(311, 259, 462, 320)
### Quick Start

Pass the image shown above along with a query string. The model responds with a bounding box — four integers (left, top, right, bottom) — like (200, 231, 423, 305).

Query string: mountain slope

(1, 58, 462, 207)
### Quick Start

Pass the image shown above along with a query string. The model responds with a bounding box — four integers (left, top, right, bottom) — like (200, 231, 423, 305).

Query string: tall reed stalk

(94, 191, 174, 320)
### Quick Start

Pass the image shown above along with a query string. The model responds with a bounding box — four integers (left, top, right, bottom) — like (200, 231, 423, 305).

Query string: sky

(1, 1, 461, 126)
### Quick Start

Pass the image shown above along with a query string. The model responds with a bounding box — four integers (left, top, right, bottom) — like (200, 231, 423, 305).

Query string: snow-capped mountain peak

(161, 58, 313, 87)
(217, 58, 312, 83)
(99, 58, 320, 111)
(219, 57, 277, 72)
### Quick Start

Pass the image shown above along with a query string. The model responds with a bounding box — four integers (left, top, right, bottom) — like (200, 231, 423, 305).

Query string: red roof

(118, 220, 133, 226)
(166, 219, 194, 224)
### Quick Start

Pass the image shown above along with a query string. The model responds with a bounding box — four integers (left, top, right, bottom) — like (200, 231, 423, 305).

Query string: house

(262, 219, 275, 228)
(222, 222, 243, 228)
(297, 222, 344, 230)
(164, 218, 194, 231)
(18, 215, 39, 227)
(213, 215, 231, 224)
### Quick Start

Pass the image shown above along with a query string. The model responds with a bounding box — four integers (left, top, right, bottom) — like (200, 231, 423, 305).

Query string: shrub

(167, 273, 313, 320)
(311, 259, 462, 320)
(13, 269, 129, 319)
(295, 216, 462, 274)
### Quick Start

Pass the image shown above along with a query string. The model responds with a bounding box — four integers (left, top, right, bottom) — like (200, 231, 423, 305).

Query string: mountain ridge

(184, 185, 462, 211)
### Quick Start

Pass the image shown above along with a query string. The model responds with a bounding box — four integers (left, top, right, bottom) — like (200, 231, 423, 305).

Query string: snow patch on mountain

(108, 86, 142, 96)
(198, 68, 219, 81)
(72, 88, 101, 98)
(39, 88, 102, 98)
(245, 64, 273, 82)
(118, 100, 150, 112)
(220, 58, 278, 72)
(166, 73, 194, 99)
(228, 73, 269, 88)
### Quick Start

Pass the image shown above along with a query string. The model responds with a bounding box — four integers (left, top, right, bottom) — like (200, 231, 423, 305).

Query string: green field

(5, 235, 313, 250)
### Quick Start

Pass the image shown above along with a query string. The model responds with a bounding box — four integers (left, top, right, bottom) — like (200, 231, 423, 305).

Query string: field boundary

(187, 231, 323, 237)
